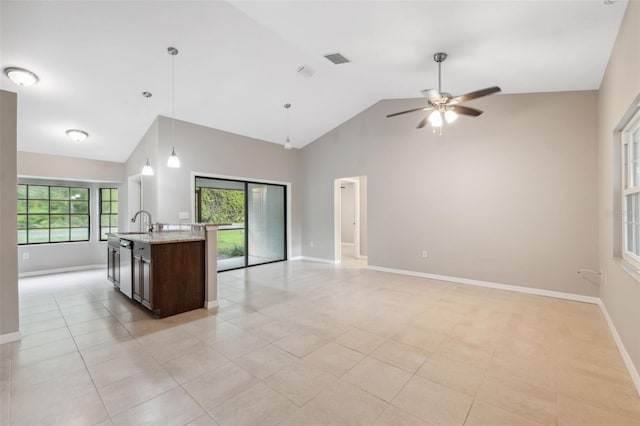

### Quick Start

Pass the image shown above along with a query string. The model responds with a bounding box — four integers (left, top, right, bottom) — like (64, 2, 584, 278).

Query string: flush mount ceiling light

(283, 103, 293, 150)
(65, 129, 88, 142)
(141, 91, 154, 176)
(4, 67, 39, 87)
(386, 52, 501, 133)
(166, 46, 181, 168)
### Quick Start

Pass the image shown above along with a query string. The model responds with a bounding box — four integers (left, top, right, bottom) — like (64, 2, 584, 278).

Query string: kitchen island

(107, 227, 206, 318)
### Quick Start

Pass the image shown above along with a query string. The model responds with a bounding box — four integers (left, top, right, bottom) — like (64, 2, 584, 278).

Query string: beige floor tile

(558, 362, 640, 420)
(264, 359, 337, 406)
(373, 404, 433, 426)
(183, 362, 259, 411)
(234, 344, 298, 379)
(68, 316, 121, 336)
(80, 338, 142, 366)
(273, 333, 328, 357)
(435, 338, 493, 369)
(98, 366, 179, 416)
(391, 325, 448, 353)
(147, 335, 207, 364)
(487, 353, 556, 391)
(335, 328, 386, 354)
(209, 332, 269, 359)
(250, 319, 308, 342)
(11, 352, 86, 387)
(18, 308, 63, 325)
(371, 340, 430, 373)
(186, 414, 220, 426)
(416, 352, 486, 396)
(9, 326, 71, 351)
(73, 324, 132, 350)
(20, 316, 68, 336)
(162, 346, 230, 384)
(476, 374, 557, 426)
(304, 341, 365, 377)
(12, 337, 78, 367)
(225, 311, 275, 330)
(558, 393, 640, 426)
(343, 356, 412, 402)
(464, 401, 546, 426)
(11, 388, 108, 426)
(279, 381, 387, 426)
(392, 375, 473, 426)
(88, 352, 163, 388)
(181, 317, 245, 342)
(210, 382, 296, 426)
(111, 387, 206, 426)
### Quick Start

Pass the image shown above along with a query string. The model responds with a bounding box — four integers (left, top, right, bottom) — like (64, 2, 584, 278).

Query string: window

(100, 188, 118, 240)
(17, 184, 90, 245)
(622, 110, 640, 265)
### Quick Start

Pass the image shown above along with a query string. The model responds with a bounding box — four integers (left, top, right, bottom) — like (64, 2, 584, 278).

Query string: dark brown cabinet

(107, 238, 120, 287)
(131, 240, 204, 318)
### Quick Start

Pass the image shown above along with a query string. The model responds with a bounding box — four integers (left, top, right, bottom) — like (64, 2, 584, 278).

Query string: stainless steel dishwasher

(119, 239, 133, 298)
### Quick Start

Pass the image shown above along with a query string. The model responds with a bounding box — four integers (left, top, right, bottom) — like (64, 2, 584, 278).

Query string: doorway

(334, 176, 367, 266)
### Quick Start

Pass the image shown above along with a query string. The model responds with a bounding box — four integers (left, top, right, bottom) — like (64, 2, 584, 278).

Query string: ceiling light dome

(4, 67, 39, 87)
(65, 129, 88, 142)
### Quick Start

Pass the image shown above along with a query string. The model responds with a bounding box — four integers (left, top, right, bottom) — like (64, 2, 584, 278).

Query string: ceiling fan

(387, 52, 501, 129)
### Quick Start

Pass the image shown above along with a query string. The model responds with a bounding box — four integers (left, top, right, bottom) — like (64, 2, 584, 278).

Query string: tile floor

(1, 259, 640, 426)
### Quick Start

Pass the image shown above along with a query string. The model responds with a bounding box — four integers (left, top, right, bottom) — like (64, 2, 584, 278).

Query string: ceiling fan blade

(386, 106, 432, 118)
(421, 89, 443, 104)
(450, 105, 483, 117)
(416, 116, 429, 129)
(450, 86, 501, 104)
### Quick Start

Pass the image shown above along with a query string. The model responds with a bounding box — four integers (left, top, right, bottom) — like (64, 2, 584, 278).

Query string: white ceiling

(0, 1, 628, 163)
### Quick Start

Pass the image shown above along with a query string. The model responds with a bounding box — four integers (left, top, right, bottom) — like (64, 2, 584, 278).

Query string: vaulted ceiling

(0, 1, 628, 162)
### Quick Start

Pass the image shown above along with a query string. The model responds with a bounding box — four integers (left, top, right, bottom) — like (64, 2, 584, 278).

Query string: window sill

(615, 257, 640, 285)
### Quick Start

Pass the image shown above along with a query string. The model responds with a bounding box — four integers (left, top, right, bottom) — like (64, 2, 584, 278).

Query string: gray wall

(16, 152, 126, 274)
(1, 90, 19, 337)
(301, 91, 599, 297)
(598, 0, 640, 380)
(126, 116, 302, 257)
(360, 176, 368, 257)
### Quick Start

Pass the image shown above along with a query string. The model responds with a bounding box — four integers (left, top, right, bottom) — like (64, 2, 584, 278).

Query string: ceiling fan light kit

(387, 52, 501, 133)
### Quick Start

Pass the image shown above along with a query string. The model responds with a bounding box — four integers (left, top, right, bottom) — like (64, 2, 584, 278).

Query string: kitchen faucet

(131, 210, 154, 232)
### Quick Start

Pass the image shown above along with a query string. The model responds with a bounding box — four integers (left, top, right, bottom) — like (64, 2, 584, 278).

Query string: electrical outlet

(422, 250, 428, 258)
(23, 252, 30, 260)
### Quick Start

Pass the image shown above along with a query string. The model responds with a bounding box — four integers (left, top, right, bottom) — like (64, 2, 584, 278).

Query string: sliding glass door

(195, 177, 286, 271)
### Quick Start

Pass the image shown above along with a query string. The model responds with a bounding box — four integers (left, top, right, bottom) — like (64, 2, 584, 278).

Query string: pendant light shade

(167, 147, 180, 167)
(283, 103, 293, 150)
(141, 91, 154, 176)
(142, 158, 154, 176)
(444, 109, 458, 124)
(167, 47, 180, 168)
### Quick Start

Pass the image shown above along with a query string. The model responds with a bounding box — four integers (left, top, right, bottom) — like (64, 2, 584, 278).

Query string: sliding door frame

(191, 172, 291, 269)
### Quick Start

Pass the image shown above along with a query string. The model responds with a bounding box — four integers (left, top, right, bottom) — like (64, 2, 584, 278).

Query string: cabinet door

(141, 257, 152, 309)
(133, 255, 142, 303)
(114, 249, 120, 283)
(107, 247, 114, 282)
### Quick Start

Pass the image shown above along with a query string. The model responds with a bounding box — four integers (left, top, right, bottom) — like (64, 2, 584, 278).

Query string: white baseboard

(357, 255, 368, 260)
(0, 331, 21, 345)
(367, 265, 600, 304)
(288, 256, 303, 261)
(301, 256, 339, 264)
(341, 243, 355, 246)
(205, 300, 219, 310)
(598, 301, 640, 396)
(19, 264, 106, 278)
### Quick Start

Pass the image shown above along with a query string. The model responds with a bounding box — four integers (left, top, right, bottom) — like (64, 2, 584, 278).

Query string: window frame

(17, 184, 91, 245)
(622, 109, 640, 267)
(99, 187, 119, 241)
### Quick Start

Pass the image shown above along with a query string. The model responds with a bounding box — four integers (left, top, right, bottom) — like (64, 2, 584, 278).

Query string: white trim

(288, 256, 302, 261)
(367, 265, 600, 304)
(205, 300, 219, 310)
(19, 264, 105, 278)
(0, 332, 22, 345)
(301, 256, 339, 264)
(358, 255, 368, 260)
(598, 300, 640, 396)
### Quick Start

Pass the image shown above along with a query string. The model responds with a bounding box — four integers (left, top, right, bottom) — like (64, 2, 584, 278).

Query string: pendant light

(283, 103, 293, 150)
(167, 47, 181, 168)
(141, 91, 154, 176)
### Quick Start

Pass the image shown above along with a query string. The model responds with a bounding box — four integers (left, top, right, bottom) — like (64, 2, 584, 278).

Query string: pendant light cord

(171, 50, 175, 149)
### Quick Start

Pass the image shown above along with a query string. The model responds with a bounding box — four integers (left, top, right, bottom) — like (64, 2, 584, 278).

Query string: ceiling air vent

(324, 53, 350, 65)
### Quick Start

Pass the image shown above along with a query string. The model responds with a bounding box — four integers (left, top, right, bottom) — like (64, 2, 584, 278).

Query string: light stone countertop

(110, 231, 205, 245)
